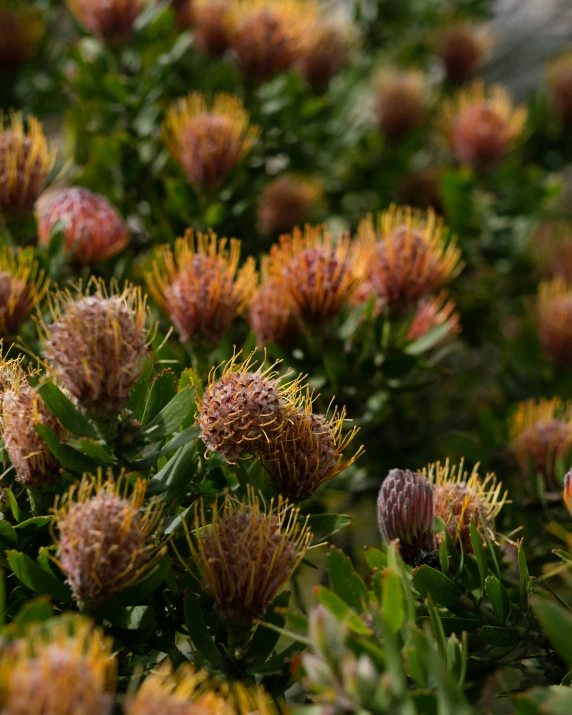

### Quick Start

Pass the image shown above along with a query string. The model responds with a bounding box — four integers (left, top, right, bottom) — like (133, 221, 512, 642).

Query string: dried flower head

(186, 487, 311, 629)
(377, 468, 436, 566)
(146, 229, 257, 345)
(530, 220, 572, 282)
(509, 398, 572, 490)
(249, 257, 297, 347)
(54, 471, 164, 606)
(38, 187, 130, 265)
(0, 112, 56, 214)
(1, 356, 64, 491)
(422, 459, 507, 552)
(227, 0, 317, 82)
(0, 246, 49, 337)
(437, 23, 491, 84)
(269, 224, 363, 326)
(296, 19, 353, 91)
(564, 470, 572, 516)
(0, 0, 44, 74)
(547, 52, 572, 123)
(41, 279, 149, 417)
(375, 70, 427, 139)
(440, 80, 527, 170)
(0, 618, 116, 715)
(358, 205, 463, 309)
(193, 0, 231, 55)
(66, 0, 145, 44)
(257, 175, 320, 236)
(164, 92, 260, 192)
(197, 351, 302, 462)
(260, 398, 363, 502)
(406, 290, 461, 344)
(538, 278, 572, 365)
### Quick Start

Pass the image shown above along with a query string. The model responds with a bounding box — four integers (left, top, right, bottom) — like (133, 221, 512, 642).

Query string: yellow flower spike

(537, 278, 572, 366)
(146, 229, 257, 345)
(184, 485, 311, 631)
(0, 246, 49, 338)
(0, 0, 44, 74)
(163, 92, 260, 191)
(53, 470, 165, 607)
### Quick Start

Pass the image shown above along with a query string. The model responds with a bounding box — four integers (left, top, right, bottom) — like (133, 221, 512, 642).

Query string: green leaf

(35, 425, 101, 474)
(146, 441, 197, 500)
(382, 569, 404, 634)
(5, 489, 21, 522)
(113, 555, 171, 606)
(183, 591, 223, 668)
(314, 586, 371, 635)
(141, 387, 196, 442)
(477, 626, 519, 647)
(306, 514, 352, 542)
(249, 591, 291, 666)
(412, 565, 462, 609)
(142, 369, 178, 425)
(327, 548, 368, 612)
(469, 520, 488, 590)
(0, 569, 4, 626)
(252, 641, 301, 674)
(128, 358, 154, 421)
(7, 551, 72, 603)
(36, 381, 100, 439)
(0, 521, 18, 548)
(98, 605, 152, 630)
(485, 576, 510, 624)
(14, 516, 52, 533)
(405, 321, 453, 356)
(518, 542, 531, 610)
(12, 597, 54, 628)
(78, 439, 115, 465)
(534, 597, 572, 666)
(364, 547, 386, 572)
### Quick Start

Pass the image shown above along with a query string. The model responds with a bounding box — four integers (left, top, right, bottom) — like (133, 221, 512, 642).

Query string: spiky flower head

(38, 187, 130, 265)
(269, 224, 363, 326)
(41, 279, 150, 418)
(437, 23, 491, 85)
(377, 468, 436, 566)
(296, 18, 353, 91)
(538, 278, 572, 365)
(358, 205, 463, 309)
(0, 246, 49, 338)
(530, 220, 572, 282)
(164, 92, 260, 192)
(0, 112, 56, 215)
(0, 0, 44, 74)
(547, 52, 572, 123)
(197, 351, 302, 462)
(564, 470, 572, 516)
(249, 257, 296, 347)
(66, 0, 146, 44)
(509, 398, 572, 490)
(257, 175, 320, 236)
(227, 0, 318, 82)
(53, 471, 164, 607)
(193, 0, 231, 55)
(146, 229, 257, 345)
(260, 398, 363, 502)
(406, 290, 461, 344)
(186, 487, 311, 630)
(0, 617, 116, 715)
(422, 459, 507, 552)
(374, 69, 427, 139)
(1, 356, 64, 491)
(440, 80, 527, 170)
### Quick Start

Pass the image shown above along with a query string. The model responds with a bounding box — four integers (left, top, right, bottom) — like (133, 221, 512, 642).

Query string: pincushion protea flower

(406, 291, 461, 344)
(296, 19, 353, 91)
(66, 0, 146, 44)
(530, 220, 572, 282)
(440, 80, 527, 170)
(41, 279, 150, 418)
(422, 459, 507, 552)
(197, 351, 302, 463)
(358, 205, 463, 309)
(537, 278, 572, 365)
(164, 92, 260, 192)
(193, 0, 231, 55)
(53, 471, 165, 606)
(260, 397, 363, 502)
(146, 229, 257, 345)
(374, 70, 427, 139)
(269, 224, 363, 326)
(249, 257, 297, 347)
(1, 356, 65, 491)
(0, 0, 44, 74)
(0, 246, 49, 337)
(509, 398, 572, 490)
(547, 52, 572, 123)
(227, 0, 318, 82)
(437, 23, 491, 85)
(0, 112, 56, 214)
(0, 618, 115, 715)
(257, 175, 320, 236)
(564, 470, 572, 516)
(377, 468, 436, 566)
(185, 487, 311, 630)
(37, 187, 130, 265)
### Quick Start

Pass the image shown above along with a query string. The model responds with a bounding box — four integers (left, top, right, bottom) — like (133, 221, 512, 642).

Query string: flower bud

(377, 468, 436, 565)
(0, 0, 44, 75)
(538, 278, 572, 365)
(193, 0, 230, 55)
(547, 52, 572, 123)
(66, 0, 145, 44)
(257, 176, 319, 236)
(249, 258, 297, 347)
(375, 70, 427, 139)
(406, 291, 461, 344)
(437, 23, 491, 85)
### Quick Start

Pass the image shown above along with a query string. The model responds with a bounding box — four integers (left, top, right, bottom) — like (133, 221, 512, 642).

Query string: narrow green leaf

(485, 576, 510, 624)
(314, 586, 371, 635)
(14, 516, 51, 532)
(98, 605, 153, 630)
(35, 425, 100, 473)
(249, 591, 291, 665)
(146, 441, 197, 500)
(405, 321, 452, 356)
(327, 547, 368, 612)
(534, 597, 572, 665)
(183, 591, 223, 668)
(7, 551, 72, 603)
(412, 565, 462, 609)
(128, 358, 154, 421)
(477, 626, 519, 647)
(12, 597, 54, 628)
(306, 514, 352, 541)
(382, 569, 404, 634)
(518, 541, 531, 611)
(142, 369, 178, 425)
(36, 381, 99, 439)
(141, 387, 196, 441)
(364, 547, 386, 572)
(114, 555, 171, 606)
(0, 521, 18, 548)
(469, 520, 488, 590)
(78, 439, 115, 465)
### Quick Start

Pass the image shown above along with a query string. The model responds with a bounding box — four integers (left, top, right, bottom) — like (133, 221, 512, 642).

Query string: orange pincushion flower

(269, 224, 363, 326)
(538, 278, 572, 365)
(0, 618, 116, 715)
(257, 175, 320, 236)
(249, 256, 297, 347)
(547, 52, 572, 123)
(0, 246, 49, 337)
(375, 70, 427, 139)
(509, 398, 572, 490)
(440, 80, 527, 170)
(530, 220, 572, 282)
(185, 487, 311, 630)
(164, 92, 260, 191)
(53, 471, 165, 606)
(0, 112, 56, 214)
(437, 23, 491, 85)
(358, 205, 463, 309)
(37, 187, 130, 265)
(0, 0, 44, 74)
(66, 0, 146, 44)
(193, 0, 231, 55)
(146, 229, 257, 345)
(406, 290, 461, 344)
(296, 19, 353, 91)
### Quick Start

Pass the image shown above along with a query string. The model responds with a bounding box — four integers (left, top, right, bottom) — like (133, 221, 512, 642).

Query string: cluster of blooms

(377, 459, 507, 566)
